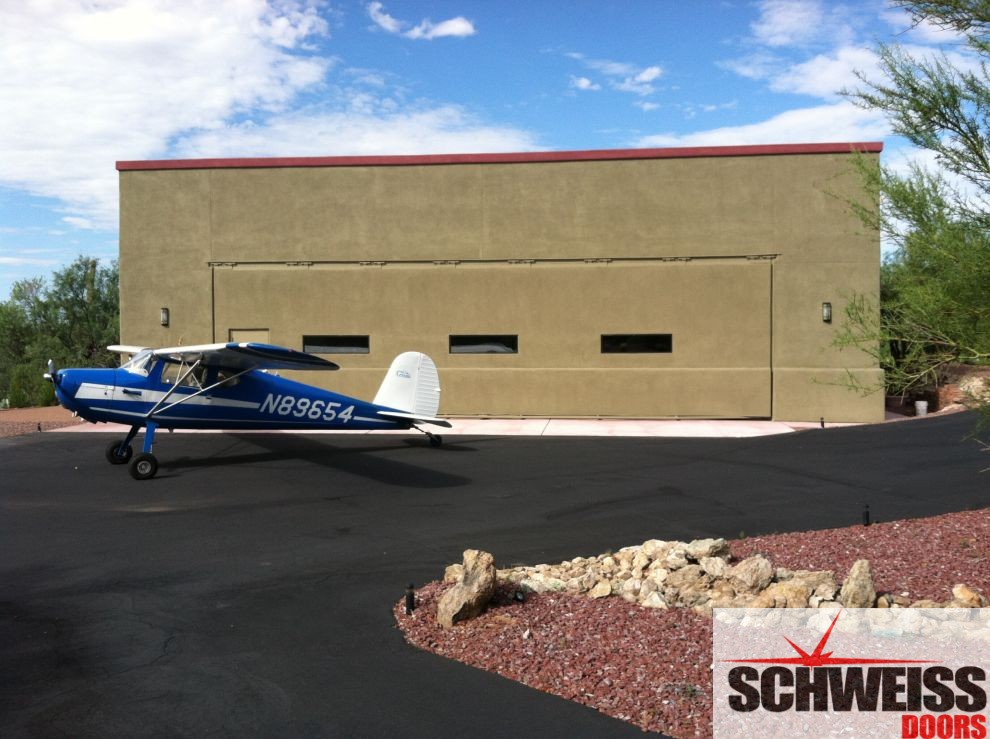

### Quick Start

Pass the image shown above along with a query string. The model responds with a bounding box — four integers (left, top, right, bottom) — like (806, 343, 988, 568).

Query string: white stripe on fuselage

(74, 383, 260, 410)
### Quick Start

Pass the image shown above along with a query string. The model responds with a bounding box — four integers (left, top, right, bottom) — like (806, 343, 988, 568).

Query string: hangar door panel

(213, 261, 771, 418)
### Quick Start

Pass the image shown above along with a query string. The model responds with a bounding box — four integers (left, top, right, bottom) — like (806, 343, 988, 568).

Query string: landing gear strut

(105, 440, 133, 464)
(106, 422, 160, 480)
(414, 426, 443, 447)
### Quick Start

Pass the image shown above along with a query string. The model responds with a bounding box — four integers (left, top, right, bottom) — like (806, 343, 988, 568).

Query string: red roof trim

(116, 142, 883, 172)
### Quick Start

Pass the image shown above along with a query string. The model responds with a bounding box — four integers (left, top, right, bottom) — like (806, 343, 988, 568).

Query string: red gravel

(0, 406, 82, 438)
(730, 508, 990, 602)
(395, 508, 990, 737)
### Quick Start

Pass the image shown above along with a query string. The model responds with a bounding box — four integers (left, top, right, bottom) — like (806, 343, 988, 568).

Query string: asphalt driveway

(1, 413, 987, 737)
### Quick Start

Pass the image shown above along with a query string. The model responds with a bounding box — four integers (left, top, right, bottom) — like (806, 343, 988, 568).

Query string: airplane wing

(108, 344, 149, 355)
(146, 342, 340, 371)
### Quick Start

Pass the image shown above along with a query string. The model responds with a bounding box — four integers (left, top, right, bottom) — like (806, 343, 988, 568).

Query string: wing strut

(144, 365, 254, 419)
(144, 360, 202, 418)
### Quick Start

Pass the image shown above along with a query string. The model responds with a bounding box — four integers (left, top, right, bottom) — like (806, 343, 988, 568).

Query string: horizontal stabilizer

(377, 410, 452, 428)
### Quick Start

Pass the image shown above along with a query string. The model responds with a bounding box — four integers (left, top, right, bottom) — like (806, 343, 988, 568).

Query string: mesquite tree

(839, 0, 990, 416)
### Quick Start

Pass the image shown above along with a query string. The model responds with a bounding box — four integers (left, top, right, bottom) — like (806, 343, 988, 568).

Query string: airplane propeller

(44, 358, 59, 386)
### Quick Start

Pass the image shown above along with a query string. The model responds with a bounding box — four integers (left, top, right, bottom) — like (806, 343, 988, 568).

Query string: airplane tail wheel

(130, 453, 158, 480)
(106, 440, 133, 465)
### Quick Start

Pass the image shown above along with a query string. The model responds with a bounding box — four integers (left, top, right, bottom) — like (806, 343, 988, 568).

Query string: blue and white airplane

(45, 342, 451, 480)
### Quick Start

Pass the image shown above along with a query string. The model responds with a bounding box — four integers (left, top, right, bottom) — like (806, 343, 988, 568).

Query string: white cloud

(568, 53, 663, 97)
(751, 0, 826, 47)
(61, 216, 97, 230)
(633, 101, 889, 148)
(615, 66, 663, 95)
(367, 2, 476, 40)
(406, 17, 475, 40)
(717, 51, 783, 81)
(0, 255, 60, 267)
(634, 102, 660, 112)
(367, 1, 403, 33)
(718, 0, 987, 122)
(0, 0, 334, 231)
(570, 76, 601, 91)
(572, 55, 638, 78)
(879, 6, 970, 45)
(770, 46, 880, 99)
(701, 101, 738, 113)
(173, 105, 540, 158)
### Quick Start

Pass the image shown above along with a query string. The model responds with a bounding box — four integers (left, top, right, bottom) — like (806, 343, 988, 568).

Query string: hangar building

(116, 142, 883, 422)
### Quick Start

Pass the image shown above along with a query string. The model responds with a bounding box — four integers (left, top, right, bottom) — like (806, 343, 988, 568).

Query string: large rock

(707, 580, 738, 608)
(437, 549, 497, 629)
(620, 577, 643, 602)
(641, 539, 668, 559)
(839, 559, 876, 608)
(640, 591, 668, 609)
(519, 573, 566, 594)
(789, 570, 838, 606)
(684, 538, 730, 561)
(664, 564, 712, 607)
(728, 555, 774, 594)
(951, 584, 988, 608)
(751, 580, 811, 609)
(589, 580, 612, 599)
(699, 556, 728, 579)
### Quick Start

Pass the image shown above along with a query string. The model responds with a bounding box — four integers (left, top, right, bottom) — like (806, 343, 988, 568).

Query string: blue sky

(0, 0, 971, 300)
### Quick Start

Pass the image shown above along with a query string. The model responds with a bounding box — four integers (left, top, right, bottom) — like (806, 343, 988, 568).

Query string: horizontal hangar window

(601, 334, 673, 353)
(303, 335, 370, 354)
(449, 335, 518, 354)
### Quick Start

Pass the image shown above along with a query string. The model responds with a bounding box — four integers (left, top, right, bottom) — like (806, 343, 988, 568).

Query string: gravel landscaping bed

(395, 508, 990, 737)
(0, 405, 81, 438)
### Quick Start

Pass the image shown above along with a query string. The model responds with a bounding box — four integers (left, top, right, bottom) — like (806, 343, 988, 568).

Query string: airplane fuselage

(53, 363, 411, 433)
(47, 343, 447, 479)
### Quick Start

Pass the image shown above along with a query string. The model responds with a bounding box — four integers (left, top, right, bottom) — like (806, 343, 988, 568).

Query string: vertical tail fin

(373, 352, 443, 419)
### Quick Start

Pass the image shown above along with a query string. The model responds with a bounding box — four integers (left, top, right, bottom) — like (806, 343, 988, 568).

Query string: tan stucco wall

(118, 149, 882, 421)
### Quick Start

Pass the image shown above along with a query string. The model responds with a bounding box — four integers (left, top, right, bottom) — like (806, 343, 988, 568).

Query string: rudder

(373, 352, 442, 418)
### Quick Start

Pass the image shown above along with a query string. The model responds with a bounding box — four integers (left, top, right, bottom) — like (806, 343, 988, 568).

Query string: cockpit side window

(121, 350, 153, 376)
(161, 361, 207, 388)
(216, 369, 241, 388)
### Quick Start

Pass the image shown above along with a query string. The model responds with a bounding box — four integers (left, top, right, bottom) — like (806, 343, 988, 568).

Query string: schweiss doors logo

(712, 609, 989, 738)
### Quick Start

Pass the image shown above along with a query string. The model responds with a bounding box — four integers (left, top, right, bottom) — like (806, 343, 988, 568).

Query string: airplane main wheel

(106, 440, 133, 465)
(429, 434, 443, 448)
(130, 453, 158, 480)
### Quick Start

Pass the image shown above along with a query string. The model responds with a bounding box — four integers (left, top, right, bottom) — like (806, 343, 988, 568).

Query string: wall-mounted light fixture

(160, 306, 170, 327)
(822, 302, 832, 324)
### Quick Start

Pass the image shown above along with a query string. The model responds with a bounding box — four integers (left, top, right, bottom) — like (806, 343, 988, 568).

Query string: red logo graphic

(723, 610, 934, 667)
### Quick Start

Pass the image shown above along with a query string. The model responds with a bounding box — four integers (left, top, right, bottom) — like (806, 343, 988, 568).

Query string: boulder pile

(440, 538, 988, 621)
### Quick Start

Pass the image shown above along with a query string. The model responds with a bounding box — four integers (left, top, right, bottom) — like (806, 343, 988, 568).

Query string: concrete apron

(50, 416, 867, 438)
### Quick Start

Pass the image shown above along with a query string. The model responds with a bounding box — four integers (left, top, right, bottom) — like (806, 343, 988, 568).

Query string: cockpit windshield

(121, 349, 154, 375)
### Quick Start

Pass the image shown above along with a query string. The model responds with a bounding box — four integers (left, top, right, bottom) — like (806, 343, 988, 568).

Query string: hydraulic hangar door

(212, 258, 772, 419)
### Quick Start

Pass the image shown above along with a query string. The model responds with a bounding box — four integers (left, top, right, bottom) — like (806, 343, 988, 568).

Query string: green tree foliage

(835, 165, 990, 395)
(0, 257, 119, 407)
(839, 0, 990, 414)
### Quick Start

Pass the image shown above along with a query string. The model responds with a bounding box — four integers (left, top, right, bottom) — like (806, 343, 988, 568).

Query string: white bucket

(915, 400, 929, 417)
